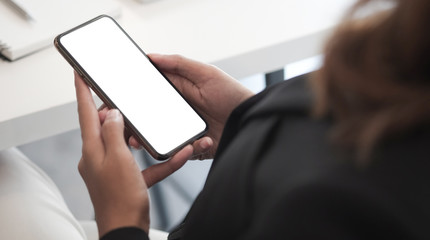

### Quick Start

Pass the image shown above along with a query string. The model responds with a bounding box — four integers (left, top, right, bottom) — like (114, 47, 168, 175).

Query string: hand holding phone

(74, 71, 196, 236)
(143, 54, 255, 160)
(55, 15, 208, 160)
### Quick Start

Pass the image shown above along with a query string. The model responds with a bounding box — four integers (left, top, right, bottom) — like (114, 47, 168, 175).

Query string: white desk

(0, 0, 354, 151)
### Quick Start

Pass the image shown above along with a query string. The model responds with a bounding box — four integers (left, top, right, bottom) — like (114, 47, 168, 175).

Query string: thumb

(142, 145, 193, 188)
(102, 109, 127, 150)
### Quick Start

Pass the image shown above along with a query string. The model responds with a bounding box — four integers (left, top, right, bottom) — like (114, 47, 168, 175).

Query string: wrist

(96, 208, 150, 237)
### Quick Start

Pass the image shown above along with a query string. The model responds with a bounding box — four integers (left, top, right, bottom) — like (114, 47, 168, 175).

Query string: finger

(101, 109, 128, 152)
(74, 72, 102, 144)
(148, 54, 216, 84)
(98, 107, 108, 124)
(191, 137, 213, 159)
(142, 145, 193, 188)
(128, 136, 142, 150)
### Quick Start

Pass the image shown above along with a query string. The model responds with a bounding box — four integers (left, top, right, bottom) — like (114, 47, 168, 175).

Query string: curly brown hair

(312, 0, 430, 160)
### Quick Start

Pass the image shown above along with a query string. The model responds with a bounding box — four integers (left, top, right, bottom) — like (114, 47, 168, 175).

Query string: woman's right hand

(130, 54, 254, 160)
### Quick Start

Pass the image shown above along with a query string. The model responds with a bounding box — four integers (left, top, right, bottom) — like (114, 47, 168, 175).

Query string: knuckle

(77, 159, 85, 176)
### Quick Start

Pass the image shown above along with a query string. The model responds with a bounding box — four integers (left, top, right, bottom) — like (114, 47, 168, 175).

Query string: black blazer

(103, 74, 430, 240)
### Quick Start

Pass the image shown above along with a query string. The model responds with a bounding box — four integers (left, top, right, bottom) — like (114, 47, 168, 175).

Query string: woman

(79, 0, 430, 239)
(2, 0, 429, 239)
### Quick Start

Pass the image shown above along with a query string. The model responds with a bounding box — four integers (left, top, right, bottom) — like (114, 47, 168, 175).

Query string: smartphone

(54, 15, 207, 160)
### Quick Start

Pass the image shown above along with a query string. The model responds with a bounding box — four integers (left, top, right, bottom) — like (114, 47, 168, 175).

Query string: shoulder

(244, 73, 314, 119)
(216, 73, 315, 159)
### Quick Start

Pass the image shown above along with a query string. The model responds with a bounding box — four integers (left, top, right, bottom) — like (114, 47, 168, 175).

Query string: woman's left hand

(74, 72, 193, 237)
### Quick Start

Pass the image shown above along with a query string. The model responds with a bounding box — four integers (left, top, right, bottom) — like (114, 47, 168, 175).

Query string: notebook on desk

(0, 0, 121, 61)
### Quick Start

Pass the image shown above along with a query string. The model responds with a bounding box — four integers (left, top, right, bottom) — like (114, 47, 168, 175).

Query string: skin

(74, 54, 254, 237)
(130, 54, 254, 159)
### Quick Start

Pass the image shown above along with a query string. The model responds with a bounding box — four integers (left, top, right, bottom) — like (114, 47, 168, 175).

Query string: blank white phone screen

(59, 16, 206, 156)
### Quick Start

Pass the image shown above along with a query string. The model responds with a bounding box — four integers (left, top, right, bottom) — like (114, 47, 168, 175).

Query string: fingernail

(148, 53, 161, 57)
(200, 138, 211, 150)
(107, 109, 121, 120)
